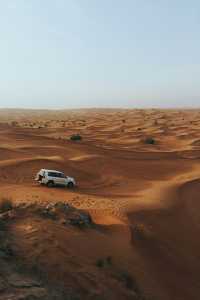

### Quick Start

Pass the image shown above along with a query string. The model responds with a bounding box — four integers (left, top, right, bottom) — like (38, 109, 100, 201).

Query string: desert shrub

(132, 224, 154, 243)
(154, 120, 158, 125)
(11, 121, 18, 127)
(120, 271, 135, 290)
(96, 259, 104, 268)
(0, 198, 13, 213)
(96, 257, 112, 268)
(132, 224, 146, 241)
(118, 271, 143, 297)
(144, 137, 155, 145)
(70, 134, 82, 141)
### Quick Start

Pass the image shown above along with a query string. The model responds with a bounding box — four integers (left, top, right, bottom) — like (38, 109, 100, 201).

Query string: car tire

(47, 181, 54, 188)
(67, 182, 74, 189)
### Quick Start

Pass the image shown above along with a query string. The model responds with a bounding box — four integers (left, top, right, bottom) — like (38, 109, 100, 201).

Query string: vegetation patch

(144, 137, 155, 145)
(96, 259, 104, 268)
(70, 134, 82, 141)
(96, 256, 113, 268)
(132, 224, 154, 242)
(120, 271, 135, 290)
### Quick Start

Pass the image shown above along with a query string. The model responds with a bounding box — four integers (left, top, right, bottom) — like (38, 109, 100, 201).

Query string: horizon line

(0, 106, 200, 111)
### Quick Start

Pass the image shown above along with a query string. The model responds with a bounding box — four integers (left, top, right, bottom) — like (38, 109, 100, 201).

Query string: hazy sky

(0, 0, 200, 108)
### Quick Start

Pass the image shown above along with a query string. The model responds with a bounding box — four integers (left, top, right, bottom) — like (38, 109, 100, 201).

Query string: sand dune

(128, 177, 200, 299)
(0, 109, 200, 299)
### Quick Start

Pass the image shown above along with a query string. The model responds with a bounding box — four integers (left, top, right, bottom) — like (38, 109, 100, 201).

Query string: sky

(0, 0, 200, 109)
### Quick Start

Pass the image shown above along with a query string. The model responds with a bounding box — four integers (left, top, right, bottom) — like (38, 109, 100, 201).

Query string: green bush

(96, 259, 104, 268)
(70, 134, 82, 141)
(144, 137, 155, 145)
(96, 257, 112, 268)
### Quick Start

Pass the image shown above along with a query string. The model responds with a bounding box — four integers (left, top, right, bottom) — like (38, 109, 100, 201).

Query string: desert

(0, 108, 200, 299)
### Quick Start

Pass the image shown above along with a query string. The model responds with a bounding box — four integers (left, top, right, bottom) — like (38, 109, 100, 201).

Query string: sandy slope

(0, 109, 200, 299)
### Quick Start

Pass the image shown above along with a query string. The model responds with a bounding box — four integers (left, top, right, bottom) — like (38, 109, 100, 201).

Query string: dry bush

(11, 121, 18, 127)
(154, 120, 158, 125)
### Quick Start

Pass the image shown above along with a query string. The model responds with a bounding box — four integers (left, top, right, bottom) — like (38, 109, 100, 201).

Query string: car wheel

(67, 182, 74, 189)
(47, 181, 54, 188)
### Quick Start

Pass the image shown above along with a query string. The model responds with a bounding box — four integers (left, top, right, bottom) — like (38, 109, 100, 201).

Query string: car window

(48, 172, 59, 177)
(60, 173, 65, 178)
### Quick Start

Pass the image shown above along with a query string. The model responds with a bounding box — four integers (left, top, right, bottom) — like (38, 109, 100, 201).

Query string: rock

(1, 287, 48, 300)
(0, 210, 16, 221)
(8, 273, 41, 288)
(36, 202, 93, 229)
(68, 211, 92, 228)
(40, 206, 57, 220)
(54, 202, 70, 211)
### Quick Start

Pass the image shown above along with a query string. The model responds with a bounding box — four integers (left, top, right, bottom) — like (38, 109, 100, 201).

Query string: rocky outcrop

(38, 201, 93, 228)
(0, 201, 94, 300)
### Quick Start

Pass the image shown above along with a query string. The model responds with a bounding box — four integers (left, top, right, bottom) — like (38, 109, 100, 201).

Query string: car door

(58, 172, 66, 186)
(52, 172, 61, 185)
(51, 172, 64, 186)
(47, 172, 57, 184)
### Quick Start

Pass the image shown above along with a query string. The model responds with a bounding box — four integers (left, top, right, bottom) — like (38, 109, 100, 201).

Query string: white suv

(35, 169, 76, 188)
